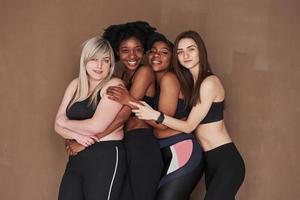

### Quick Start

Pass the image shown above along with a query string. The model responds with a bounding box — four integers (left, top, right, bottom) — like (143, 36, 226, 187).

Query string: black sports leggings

(58, 141, 126, 200)
(156, 133, 205, 200)
(204, 142, 245, 200)
(122, 128, 163, 200)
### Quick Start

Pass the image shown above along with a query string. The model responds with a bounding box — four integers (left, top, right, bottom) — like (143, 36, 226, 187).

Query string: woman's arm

(107, 72, 181, 131)
(106, 65, 154, 105)
(54, 79, 97, 146)
(65, 105, 132, 156)
(131, 76, 219, 133)
(57, 78, 125, 135)
(65, 67, 154, 154)
(106, 65, 155, 106)
(63, 65, 154, 151)
(93, 105, 132, 139)
(93, 65, 155, 137)
(106, 85, 136, 107)
(129, 65, 155, 100)
(145, 72, 180, 131)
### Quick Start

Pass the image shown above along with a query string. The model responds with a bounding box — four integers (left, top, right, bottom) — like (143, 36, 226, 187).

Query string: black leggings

(58, 141, 126, 200)
(204, 142, 245, 200)
(121, 128, 163, 200)
(156, 133, 205, 200)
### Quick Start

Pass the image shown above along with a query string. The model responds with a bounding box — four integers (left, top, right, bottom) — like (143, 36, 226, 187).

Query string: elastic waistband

(203, 142, 244, 168)
(204, 142, 235, 156)
(125, 128, 153, 137)
(71, 140, 124, 158)
(158, 133, 197, 148)
(90, 140, 123, 148)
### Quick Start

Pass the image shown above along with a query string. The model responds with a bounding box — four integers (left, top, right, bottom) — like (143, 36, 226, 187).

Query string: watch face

(161, 113, 165, 122)
(156, 112, 165, 124)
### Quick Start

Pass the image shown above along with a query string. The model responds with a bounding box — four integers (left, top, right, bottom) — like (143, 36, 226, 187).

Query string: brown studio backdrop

(0, 0, 299, 199)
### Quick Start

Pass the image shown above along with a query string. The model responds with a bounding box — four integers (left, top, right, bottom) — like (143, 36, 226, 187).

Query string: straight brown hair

(172, 30, 213, 108)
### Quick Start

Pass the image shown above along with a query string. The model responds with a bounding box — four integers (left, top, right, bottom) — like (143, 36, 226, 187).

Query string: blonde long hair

(68, 36, 115, 109)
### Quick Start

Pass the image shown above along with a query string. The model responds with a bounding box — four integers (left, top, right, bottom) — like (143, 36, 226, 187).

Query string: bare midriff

(99, 126, 124, 141)
(154, 117, 188, 139)
(125, 117, 151, 132)
(195, 120, 232, 151)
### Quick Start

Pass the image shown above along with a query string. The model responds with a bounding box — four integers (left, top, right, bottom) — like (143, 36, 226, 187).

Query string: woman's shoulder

(65, 78, 78, 93)
(105, 77, 124, 87)
(200, 75, 224, 99)
(100, 78, 125, 97)
(160, 71, 180, 89)
(161, 71, 179, 84)
(132, 65, 155, 83)
(202, 75, 222, 88)
(136, 64, 154, 76)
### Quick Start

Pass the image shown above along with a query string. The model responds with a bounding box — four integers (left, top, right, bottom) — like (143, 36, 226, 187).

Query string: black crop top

(200, 101, 224, 124)
(66, 93, 101, 120)
(142, 95, 155, 108)
(152, 90, 190, 119)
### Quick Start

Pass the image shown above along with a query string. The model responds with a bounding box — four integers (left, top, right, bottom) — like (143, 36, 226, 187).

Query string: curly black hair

(147, 32, 174, 51)
(102, 21, 156, 60)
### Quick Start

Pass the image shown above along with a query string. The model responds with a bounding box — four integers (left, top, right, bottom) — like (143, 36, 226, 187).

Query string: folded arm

(54, 79, 97, 146)
(131, 77, 218, 133)
(60, 78, 124, 135)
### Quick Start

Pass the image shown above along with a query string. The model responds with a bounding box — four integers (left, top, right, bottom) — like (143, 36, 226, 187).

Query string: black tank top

(200, 101, 224, 124)
(66, 92, 101, 120)
(152, 90, 190, 119)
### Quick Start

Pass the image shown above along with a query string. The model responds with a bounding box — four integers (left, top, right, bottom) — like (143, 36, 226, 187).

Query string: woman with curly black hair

(66, 21, 163, 200)
(104, 21, 164, 200)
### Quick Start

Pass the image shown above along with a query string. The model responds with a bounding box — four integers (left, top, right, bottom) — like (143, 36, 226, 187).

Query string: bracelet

(155, 112, 165, 124)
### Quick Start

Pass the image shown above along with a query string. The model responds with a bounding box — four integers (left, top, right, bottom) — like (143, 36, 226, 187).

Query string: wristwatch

(155, 112, 165, 124)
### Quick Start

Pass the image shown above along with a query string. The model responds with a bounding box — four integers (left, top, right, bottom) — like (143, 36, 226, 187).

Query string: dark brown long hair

(173, 31, 213, 108)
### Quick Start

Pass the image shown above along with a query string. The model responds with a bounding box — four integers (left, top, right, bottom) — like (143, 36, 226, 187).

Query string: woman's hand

(71, 133, 97, 147)
(107, 85, 132, 106)
(65, 140, 86, 156)
(129, 101, 161, 121)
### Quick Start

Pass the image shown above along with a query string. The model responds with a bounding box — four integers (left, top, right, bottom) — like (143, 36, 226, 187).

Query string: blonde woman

(55, 36, 126, 200)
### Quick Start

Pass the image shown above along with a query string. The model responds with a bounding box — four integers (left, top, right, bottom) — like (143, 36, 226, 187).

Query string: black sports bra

(142, 95, 155, 108)
(200, 101, 224, 124)
(66, 92, 101, 120)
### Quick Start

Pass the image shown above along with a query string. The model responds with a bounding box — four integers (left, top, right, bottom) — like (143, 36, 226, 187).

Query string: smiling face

(86, 53, 111, 81)
(148, 41, 171, 72)
(118, 37, 144, 71)
(176, 38, 200, 70)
